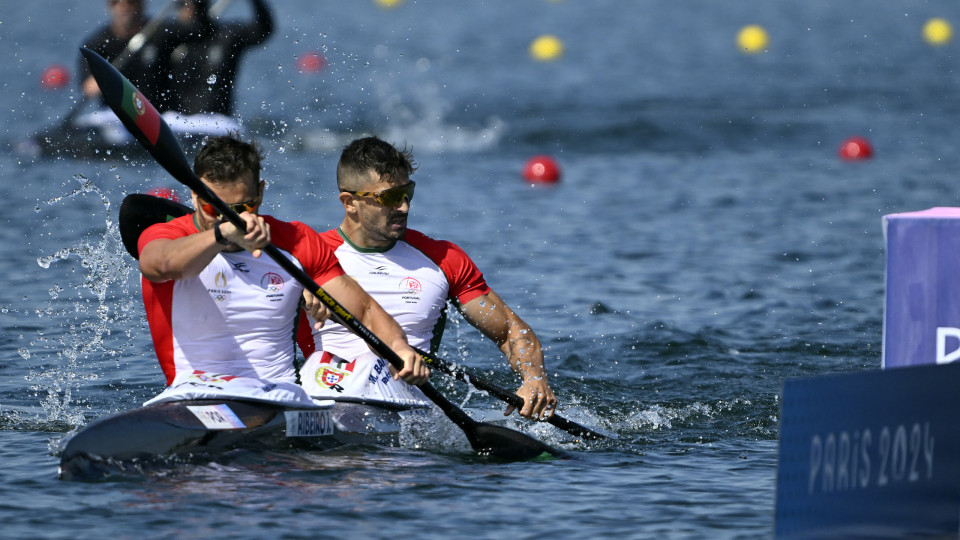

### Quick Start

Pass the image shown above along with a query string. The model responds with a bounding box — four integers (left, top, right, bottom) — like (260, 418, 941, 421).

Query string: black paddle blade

(80, 47, 198, 191)
(118, 194, 192, 259)
(467, 422, 565, 460)
(418, 382, 562, 460)
(413, 347, 608, 441)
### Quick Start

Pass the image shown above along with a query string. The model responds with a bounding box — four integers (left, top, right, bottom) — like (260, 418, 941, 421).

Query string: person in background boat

(298, 136, 558, 420)
(78, 0, 186, 112)
(138, 134, 428, 391)
(165, 0, 274, 117)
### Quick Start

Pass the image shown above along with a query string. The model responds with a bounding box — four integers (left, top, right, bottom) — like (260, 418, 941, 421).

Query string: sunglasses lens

(198, 199, 258, 218)
(379, 183, 415, 207)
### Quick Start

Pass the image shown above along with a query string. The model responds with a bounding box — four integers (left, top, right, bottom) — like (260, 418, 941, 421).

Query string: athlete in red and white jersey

(299, 136, 557, 420)
(298, 228, 490, 405)
(303, 228, 489, 357)
(141, 214, 340, 384)
(139, 135, 426, 394)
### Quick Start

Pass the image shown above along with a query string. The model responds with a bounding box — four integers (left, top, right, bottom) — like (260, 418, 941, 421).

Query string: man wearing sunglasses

(298, 136, 557, 421)
(138, 135, 427, 390)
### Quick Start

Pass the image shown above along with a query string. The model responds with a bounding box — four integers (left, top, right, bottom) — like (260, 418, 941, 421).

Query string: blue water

(3, 0, 960, 538)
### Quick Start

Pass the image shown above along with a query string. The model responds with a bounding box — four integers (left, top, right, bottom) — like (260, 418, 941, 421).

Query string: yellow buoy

(737, 25, 769, 54)
(530, 35, 564, 61)
(375, 0, 403, 8)
(923, 18, 953, 46)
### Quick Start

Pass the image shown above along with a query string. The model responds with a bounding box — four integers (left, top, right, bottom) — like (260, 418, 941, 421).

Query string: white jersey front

(166, 249, 304, 383)
(297, 228, 490, 403)
(140, 214, 344, 385)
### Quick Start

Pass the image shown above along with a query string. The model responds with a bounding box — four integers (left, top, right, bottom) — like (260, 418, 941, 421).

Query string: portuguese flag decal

(119, 78, 161, 146)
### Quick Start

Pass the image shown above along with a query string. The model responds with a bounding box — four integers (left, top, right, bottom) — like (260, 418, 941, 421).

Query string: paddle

(414, 348, 607, 440)
(83, 47, 560, 460)
(118, 193, 192, 259)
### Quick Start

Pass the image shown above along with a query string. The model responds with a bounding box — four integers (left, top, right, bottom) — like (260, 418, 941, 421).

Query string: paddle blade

(79, 47, 197, 190)
(468, 422, 565, 460)
(414, 347, 608, 441)
(118, 194, 192, 259)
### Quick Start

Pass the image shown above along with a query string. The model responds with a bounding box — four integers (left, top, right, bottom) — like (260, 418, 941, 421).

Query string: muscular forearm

(324, 275, 410, 353)
(140, 229, 223, 282)
(360, 301, 410, 354)
(500, 321, 548, 382)
(463, 291, 549, 382)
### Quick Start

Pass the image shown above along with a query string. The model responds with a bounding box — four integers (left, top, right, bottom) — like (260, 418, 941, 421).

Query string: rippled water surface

(3, 1, 960, 538)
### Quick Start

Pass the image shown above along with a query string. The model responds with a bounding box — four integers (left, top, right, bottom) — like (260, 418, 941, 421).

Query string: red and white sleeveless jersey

(299, 228, 491, 359)
(139, 214, 344, 385)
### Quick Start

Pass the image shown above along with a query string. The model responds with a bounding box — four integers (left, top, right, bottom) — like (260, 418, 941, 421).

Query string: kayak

(58, 397, 427, 481)
(15, 108, 242, 160)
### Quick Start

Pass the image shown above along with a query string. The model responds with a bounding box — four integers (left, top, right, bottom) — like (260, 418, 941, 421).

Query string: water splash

(399, 407, 472, 452)
(25, 174, 140, 427)
(628, 398, 756, 432)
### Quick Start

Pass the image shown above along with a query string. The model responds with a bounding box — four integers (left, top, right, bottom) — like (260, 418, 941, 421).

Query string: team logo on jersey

(399, 276, 422, 303)
(210, 271, 230, 302)
(399, 277, 422, 294)
(314, 352, 357, 393)
(261, 272, 284, 293)
(319, 367, 346, 387)
(189, 370, 237, 383)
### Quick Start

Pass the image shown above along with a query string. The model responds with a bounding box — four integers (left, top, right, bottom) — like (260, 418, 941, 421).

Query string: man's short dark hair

(337, 136, 417, 191)
(194, 135, 263, 187)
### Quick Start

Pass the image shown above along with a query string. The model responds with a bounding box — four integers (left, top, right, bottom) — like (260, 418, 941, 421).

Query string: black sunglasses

(342, 181, 415, 208)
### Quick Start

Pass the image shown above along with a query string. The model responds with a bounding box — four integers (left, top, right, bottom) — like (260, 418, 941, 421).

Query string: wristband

(213, 220, 232, 245)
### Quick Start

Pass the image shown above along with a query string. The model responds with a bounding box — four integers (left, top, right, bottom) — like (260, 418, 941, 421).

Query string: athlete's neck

(338, 219, 394, 249)
(337, 223, 397, 253)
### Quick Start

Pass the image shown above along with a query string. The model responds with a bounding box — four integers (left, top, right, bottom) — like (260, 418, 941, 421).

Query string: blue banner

(776, 363, 960, 538)
(883, 208, 960, 368)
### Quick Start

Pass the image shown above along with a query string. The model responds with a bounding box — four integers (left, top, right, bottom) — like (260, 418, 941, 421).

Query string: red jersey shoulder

(267, 218, 344, 284)
(138, 213, 196, 255)
(319, 228, 346, 250)
(403, 229, 490, 305)
(403, 229, 463, 261)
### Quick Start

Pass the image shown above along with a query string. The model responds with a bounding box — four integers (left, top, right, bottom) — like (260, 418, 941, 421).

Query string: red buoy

(148, 187, 180, 202)
(838, 136, 874, 160)
(41, 64, 69, 90)
(296, 52, 326, 73)
(523, 155, 561, 183)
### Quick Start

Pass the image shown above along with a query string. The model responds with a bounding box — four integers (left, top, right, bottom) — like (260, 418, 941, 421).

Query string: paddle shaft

(414, 347, 606, 440)
(209, 0, 235, 18)
(111, 0, 180, 70)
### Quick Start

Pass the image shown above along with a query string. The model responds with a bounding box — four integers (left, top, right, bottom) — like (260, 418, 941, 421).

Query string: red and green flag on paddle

(118, 78, 161, 146)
